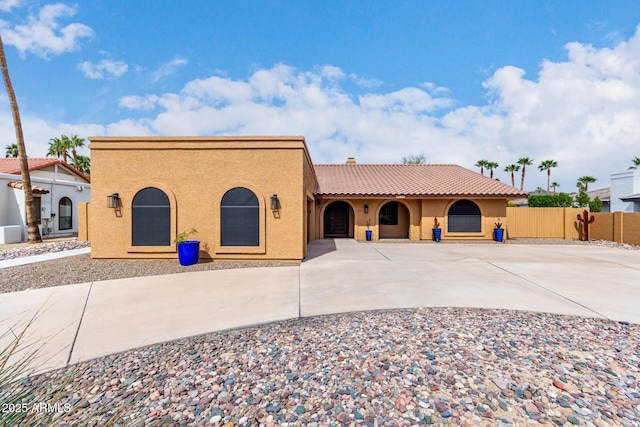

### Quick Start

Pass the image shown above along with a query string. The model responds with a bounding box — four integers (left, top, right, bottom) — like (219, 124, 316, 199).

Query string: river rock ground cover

(6, 308, 639, 427)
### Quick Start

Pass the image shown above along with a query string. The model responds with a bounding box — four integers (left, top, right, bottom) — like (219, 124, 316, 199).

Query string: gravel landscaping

(4, 308, 639, 426)
(1, 238, 639, 426)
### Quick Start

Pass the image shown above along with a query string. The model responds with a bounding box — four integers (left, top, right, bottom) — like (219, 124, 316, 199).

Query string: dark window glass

(132, 187, 170, 246)
(34, 197, 42, 224)
(448, 200, 481, 232)
(221, 187, 259, 246)
(379, 201, 398, 225)
(59, 197, 72, 230)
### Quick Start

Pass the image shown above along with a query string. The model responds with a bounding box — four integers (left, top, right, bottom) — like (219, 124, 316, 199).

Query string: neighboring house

(85, 136, 527, 261)
(587, 187, 610, 212)
(0, 158, 91, 243)
(610, 170, 640, 212)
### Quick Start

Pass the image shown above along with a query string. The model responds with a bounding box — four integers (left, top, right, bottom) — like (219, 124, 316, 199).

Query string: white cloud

(349, 74, 382, 89)
(151, 56, 188, 83)
(0, 3, 94, 58)
(119, 95, 160, 111)
(0, 0, 20, 12)
(78, 59, 128, 80)
(4, 26, 640, 192)
(117, 26, 640, 190)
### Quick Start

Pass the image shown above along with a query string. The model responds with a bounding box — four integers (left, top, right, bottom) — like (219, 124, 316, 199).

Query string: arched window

(448, 200, 481, 232)
(221, 187, 259, 246)
(132, 187, 170, 246)
(59, 197, 72, 230)
(379, 201, 399, 225)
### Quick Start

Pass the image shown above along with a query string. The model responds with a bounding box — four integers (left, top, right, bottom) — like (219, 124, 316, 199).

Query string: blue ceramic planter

(494, 228, 504, 242)
(432, 228, 442, 242)
(365, 230, 373, 241)
(178, 240, 200, 266)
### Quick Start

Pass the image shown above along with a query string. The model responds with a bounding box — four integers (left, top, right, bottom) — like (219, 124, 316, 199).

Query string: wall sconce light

(107, 193, 120, 209)
(270, 194, 280, 211)
(364, 204, 369, 214)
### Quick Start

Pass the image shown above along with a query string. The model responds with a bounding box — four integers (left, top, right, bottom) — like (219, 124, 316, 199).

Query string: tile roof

(314, 164, 529, 198)
(0, 158, 89, 182)
(7, 182, 50, 194)
(587, 187, 610, 202)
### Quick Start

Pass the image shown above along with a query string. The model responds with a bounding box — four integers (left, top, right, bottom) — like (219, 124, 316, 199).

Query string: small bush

(528, 193, 574, 207)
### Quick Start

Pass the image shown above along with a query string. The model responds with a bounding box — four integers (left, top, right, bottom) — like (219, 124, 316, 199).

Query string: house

(587, 187, 610, 212)
(84, 136, 527, 261)
(0, 158, 91, 243)
(610, 170, 640, 212)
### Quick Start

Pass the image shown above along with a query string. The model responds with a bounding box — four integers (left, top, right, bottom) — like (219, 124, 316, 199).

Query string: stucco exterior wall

(31, 165, 86, 183)
(88, 136, 311, 261)
(302, 149, 318, 255)
(0, 174, 22, 227)
(316, 197, 505, 242)
(611, 170, 640, 212)
(0, 172, 90, 241)
(420, 198, 506, 240)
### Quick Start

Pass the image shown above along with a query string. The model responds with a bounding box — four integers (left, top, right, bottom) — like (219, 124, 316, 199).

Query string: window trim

(58, 197, 72, 230)
(446, 199, 483, 234)
(379, 201, 399, 226)
(214, 183, 266, 255)
(126, 184, 177, 253)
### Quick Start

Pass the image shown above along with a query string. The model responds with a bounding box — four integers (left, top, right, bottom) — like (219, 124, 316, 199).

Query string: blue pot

(178, 240, 200, 266)
(494, 228, 504, 242)
(365, 230, 373, 241)
(432, 228, 442, 242)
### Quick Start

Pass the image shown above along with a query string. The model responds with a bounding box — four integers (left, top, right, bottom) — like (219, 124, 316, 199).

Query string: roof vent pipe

(346, 157, 356, 165)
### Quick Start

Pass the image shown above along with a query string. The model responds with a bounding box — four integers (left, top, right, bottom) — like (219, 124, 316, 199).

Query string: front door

(324, 202, 349, 237)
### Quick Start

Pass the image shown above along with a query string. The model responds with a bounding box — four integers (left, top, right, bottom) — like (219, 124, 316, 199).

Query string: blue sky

(1, 1, 640, 191)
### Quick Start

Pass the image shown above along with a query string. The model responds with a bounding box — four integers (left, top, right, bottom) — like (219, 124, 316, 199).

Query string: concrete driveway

(1, 239, 639, 373)
(301, 240, 640, 324)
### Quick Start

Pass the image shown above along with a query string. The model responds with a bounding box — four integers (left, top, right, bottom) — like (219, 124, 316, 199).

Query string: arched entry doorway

(379, 201, 410, 238)
(324, 201, 353, 238)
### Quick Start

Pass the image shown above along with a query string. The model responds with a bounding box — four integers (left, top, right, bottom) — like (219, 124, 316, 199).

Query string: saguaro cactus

(576, 209, 595, 241)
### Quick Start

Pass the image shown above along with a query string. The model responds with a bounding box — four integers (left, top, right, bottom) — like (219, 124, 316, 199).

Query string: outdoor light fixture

(107, 193, 120, 209)
(270, 194, 280, 211)
(364, 204, 369, 214)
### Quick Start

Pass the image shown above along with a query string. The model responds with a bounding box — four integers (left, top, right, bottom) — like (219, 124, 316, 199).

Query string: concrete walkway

(1, 239, 639, 374)
(0, 247, 91, 269)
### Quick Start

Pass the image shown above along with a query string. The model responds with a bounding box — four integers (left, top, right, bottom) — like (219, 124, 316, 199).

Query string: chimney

(346, 157, 356, 165)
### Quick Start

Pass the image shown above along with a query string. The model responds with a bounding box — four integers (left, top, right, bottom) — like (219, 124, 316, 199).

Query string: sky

(1, 1, 640, 192)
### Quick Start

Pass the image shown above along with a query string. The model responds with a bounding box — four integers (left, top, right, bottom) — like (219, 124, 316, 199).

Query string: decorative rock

(493, 378, 509, 391)
(2, 306, 637, 427)
(265, 404, 281, 413)
(553, 379, 569, 391)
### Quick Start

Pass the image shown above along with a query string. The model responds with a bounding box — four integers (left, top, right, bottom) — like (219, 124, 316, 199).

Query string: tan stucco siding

(302, 148, 318, 250)
(421, 198, 506, 240)
(89, 137, 309, 260)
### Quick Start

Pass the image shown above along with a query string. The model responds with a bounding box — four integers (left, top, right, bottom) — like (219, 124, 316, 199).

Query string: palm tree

(72, 154, 91, 176)
(538, 159, 558, 194)
(0, 34, 41, 242)
(47, 136, 68, 163)
(67, 134, 85, 168)
(517, 157, 534, 191)
(475, 159, 489, 176)
(4, 142, 18, 157)
(401, 152, 426, 164)
(629, 156, 640, 170)
(577, 175, 596, 193)
(486, 161, 499, 179)
(504, 164, 520, 187)
(550, 181, 560, 196)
